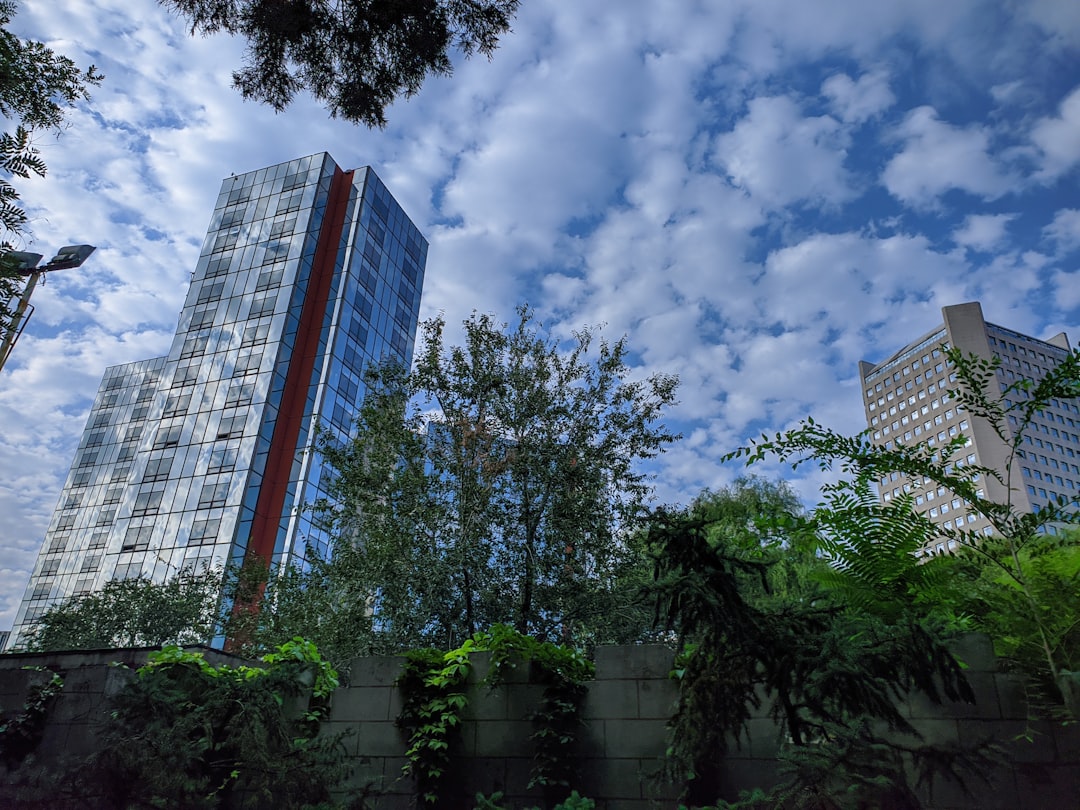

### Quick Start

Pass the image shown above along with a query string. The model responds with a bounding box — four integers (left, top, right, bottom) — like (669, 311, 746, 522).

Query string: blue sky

(0, 0, 1078, 629)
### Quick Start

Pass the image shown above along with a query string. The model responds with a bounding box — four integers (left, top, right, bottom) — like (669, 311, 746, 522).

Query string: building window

(102, 487, 124, 505)
(131, 490, 164, 518)
(189, 518, 221, 546)
(207, 447, 236, 474)
(39, 558, 60, 577)
(143, 454, 174, 483)
(242, 323, 270, 346)
(116, 441, 139, 462)
(248, 294, 276, 319)
(87, 532, 109, 550)
(48, 536, 68, 553)
(197, 280, 225, 304)
(113, 561, 143, 580)
(198, 481, 230, 509)
(173, 364, 199, 387)
(216, 415, 245, 439)
(233, 352, 262, 376)
(255, 265, 284, 291)
(180, 334, 210, 359)
(96, 508, 117, 526)
(163, 392, 191, 417)
(71, 471, 92, 488)
(81, 554, 102, 573)
(204, 256, 230, 278)
(78, 450, 100, 468)
(122, 525, 153, 552)
(224, 383, 254, 408)
(110, 466, 131, 483)
(55, 514, 76, 532)
(189, 307, 216, 330)
(276, 191, 302, 215)
(154, 424, 183, 449)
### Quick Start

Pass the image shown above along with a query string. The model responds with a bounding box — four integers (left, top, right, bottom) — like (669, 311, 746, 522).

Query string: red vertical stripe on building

(246, 168, 354, 565)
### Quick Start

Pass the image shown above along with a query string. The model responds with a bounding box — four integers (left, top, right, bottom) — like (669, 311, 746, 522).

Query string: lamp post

(0, 244, 95, 373)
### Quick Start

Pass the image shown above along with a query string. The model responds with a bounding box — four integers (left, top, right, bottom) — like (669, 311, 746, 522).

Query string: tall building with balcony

(859, 302, 1078, 554)
(8, 153, 426, 646)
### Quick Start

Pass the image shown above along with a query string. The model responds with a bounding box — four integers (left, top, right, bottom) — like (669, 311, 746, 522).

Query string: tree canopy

(21, 569, 223, 652)
(160, 0, 519, 127)
(248, 307, 678, 659)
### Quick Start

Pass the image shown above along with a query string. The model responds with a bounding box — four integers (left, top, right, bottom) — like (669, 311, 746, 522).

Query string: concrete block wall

(2, 640, 1079, 808)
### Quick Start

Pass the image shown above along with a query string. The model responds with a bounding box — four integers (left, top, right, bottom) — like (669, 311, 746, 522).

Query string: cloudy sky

(1, 0, 1078, 629)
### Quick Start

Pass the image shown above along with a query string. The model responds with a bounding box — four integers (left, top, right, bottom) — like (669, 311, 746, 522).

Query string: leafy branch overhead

(160, 0, 520, 127)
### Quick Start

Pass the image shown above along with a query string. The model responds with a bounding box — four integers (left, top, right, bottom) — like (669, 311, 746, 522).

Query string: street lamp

(0, 244, 96, 373)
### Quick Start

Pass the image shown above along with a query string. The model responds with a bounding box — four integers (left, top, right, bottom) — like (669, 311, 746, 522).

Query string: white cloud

(1043, 209, 1080, 255)
(952, 213, 1016, 252)
(713, 96, 855, 209)
(1030, 86, 1080, 182)
(882, 106, 1014, 205)
(822, 70, 896, 123)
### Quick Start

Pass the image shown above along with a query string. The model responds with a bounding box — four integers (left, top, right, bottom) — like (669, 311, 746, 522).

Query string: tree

(306, 307, 678, 652)
(21, 568, 225, 652)
(646, 479, 982, 808)
(725, 346, 1080, 718)
(0, 0, 101, 337)
(160, 0, 519, 127)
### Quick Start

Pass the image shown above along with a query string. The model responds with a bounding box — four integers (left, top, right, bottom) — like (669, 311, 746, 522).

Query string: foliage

(0, 666, 64, 768)
(22, 567, 226, 652)
(314, 306, 678, 651)
(398, 625, 594, 808)
(474, 790, 595, 810)
(0, 0, 101, 334)
(725, 346, 1080, 717)
(81, 638, 347, 809)
(646, 479, 981, 808)
(397, 645, 473, 807)
(159, 0, 518, 127)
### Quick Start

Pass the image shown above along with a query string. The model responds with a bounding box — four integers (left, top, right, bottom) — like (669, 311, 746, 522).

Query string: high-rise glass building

(859, 302, 1078, 554)
(8, 153, 426, 646)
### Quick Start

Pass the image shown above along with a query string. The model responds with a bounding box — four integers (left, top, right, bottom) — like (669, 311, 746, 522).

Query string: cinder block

(604, 719, 668, 759)
(593, 645, 673, 681)
(637, 678, 678, 719)
(348, 655, 405, 687)
(329, 686, 393, 723)
(993, 673, 1028, 720)
(473, 719, 534, 757)
(905, 717, 961, 747)
(743, 717, 784, 760)
(958, 719, 1054, 764)
(461, 755, 509, 796)
(583, 680, 639, 720)
(947, 633, 997, 672)
(461, 683, 509, 721)
(907, 672, 998, 719)
(577, 756, 643, 800)
(918, 766, 1018, 810)
(1053, 721, 1080, 762)
(505, 683, 546, 721)
(579, 717, 605, 758)
(637, 756, 680, 803)
(715, 756, 781, 800)
(1014, 762, 1080, 807)
(355, 719, 409, 757)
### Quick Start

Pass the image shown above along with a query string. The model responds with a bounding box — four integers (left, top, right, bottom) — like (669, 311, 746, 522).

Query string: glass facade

(8, 154, 426, 646)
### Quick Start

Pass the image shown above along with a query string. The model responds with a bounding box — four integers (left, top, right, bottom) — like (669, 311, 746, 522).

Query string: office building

(859, 302, 1078, 554)
(9, 153, 426, 646)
